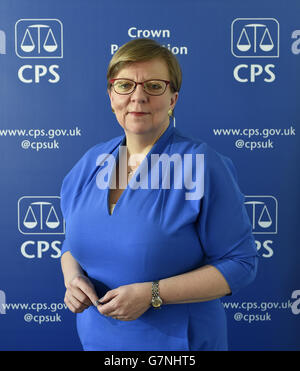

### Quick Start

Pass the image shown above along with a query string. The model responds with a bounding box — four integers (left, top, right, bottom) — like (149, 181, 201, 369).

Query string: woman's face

(108, 58, 178, 137)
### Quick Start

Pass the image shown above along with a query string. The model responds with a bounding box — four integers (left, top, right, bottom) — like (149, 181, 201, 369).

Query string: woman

(60, 38, 258, 351)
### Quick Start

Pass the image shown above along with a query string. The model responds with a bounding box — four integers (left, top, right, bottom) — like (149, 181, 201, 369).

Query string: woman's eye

(149, 84, 160, 89)
(116, 81, 133, 90)
(146, 82, 163, 91)
(119, 83, 131, 89)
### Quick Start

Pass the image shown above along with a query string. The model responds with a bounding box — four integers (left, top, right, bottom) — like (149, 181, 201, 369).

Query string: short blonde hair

(107, 38, 182, 93)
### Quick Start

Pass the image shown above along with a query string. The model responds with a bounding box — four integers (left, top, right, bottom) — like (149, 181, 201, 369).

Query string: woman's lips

(129, 112, 150, 116)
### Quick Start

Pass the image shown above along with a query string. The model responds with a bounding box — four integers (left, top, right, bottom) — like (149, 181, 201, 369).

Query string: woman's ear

(170, 92, 179, 110)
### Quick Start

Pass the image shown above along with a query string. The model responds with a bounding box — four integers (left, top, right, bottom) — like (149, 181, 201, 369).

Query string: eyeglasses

(109, 78, 171, 96)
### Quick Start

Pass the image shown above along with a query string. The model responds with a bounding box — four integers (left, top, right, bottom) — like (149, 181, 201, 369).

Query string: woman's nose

(130, 84, 149, 103)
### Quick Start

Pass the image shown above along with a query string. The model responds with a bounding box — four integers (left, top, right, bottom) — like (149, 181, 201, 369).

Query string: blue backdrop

(0, 0, 299, 351)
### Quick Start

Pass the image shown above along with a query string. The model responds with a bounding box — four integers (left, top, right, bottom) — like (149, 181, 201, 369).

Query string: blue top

(60, 123, 258, 351)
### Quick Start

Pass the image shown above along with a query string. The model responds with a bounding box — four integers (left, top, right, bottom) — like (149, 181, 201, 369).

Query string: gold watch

(151, 280, 163, 309)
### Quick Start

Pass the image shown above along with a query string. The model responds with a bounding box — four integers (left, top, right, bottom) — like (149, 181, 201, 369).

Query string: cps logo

(15, 19, 63, 58)
(18, 196, 65, 235)
(245, 195, 278, 258)
(15, 19, 63, 84)
(231, 18, 279, 83)
(18, 196, 65, 259)
(231, 18, 279, 58)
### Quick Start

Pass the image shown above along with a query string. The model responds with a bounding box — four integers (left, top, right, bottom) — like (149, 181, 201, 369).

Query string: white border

(245, 195, 278, 234)
(18, 196, 65, 235)
(15, 18, 63, 59)
(231, 18, 279, 58)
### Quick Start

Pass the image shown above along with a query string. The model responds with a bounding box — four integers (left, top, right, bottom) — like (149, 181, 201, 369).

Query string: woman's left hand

(96, 282, 152, 321)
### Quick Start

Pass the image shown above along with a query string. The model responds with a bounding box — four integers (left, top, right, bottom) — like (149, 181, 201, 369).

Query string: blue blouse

(60, 123, 258, 351)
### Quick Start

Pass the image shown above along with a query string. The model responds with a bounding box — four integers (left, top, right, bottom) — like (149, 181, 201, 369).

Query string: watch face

(152, 297, 162, 307)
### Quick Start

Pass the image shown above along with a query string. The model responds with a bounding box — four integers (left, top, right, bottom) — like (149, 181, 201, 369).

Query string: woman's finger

(74, 277, 99, 306)
(68, 285, 92, 307)
(64, 295, 85, 313)
(65, 291, 89, 312)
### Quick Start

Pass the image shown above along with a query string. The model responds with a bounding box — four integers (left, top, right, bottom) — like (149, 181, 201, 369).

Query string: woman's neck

(125, 122, 169, 159)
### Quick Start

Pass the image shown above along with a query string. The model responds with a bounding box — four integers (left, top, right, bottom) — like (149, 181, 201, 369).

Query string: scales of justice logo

(18, 196, 65, 235)
(15, 19, 63, 58)
(245, 196, 278, 234)
(231, 18, 279, 58)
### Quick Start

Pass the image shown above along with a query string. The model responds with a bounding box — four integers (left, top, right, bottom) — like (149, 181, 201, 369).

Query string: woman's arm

(61, 251, 99, 313)
(96, 264, 233, 321)
(61, 251, 84, 287)
(158, 264, 231, 304)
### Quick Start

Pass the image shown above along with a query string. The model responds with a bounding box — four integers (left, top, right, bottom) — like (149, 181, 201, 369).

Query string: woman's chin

(124, 121, 153, 135)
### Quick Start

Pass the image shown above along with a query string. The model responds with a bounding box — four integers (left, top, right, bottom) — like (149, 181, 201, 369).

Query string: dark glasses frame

(109, 78, 171, 96)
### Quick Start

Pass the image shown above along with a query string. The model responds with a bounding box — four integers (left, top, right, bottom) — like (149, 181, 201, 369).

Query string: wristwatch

(151, 280, 163, 309)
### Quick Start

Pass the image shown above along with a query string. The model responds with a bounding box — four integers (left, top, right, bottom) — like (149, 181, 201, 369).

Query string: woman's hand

(97, 282, 152, 321)
(64, 274, 99, 313)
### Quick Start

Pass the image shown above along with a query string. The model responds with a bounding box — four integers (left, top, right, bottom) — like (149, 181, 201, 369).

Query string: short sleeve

(196, 146, 258, 295)
(59, 144, 102, 257)
(60, 171, 73, 257)
(59, 161, 80, 257)
(60, 236, 71, 257)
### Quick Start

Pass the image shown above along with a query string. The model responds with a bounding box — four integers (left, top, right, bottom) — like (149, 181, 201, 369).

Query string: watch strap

(151, 280, 162, 308)
(152, 280, 159, 296)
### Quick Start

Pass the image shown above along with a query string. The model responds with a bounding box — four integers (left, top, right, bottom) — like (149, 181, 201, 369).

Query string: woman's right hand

(64, 274, 99, 313)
